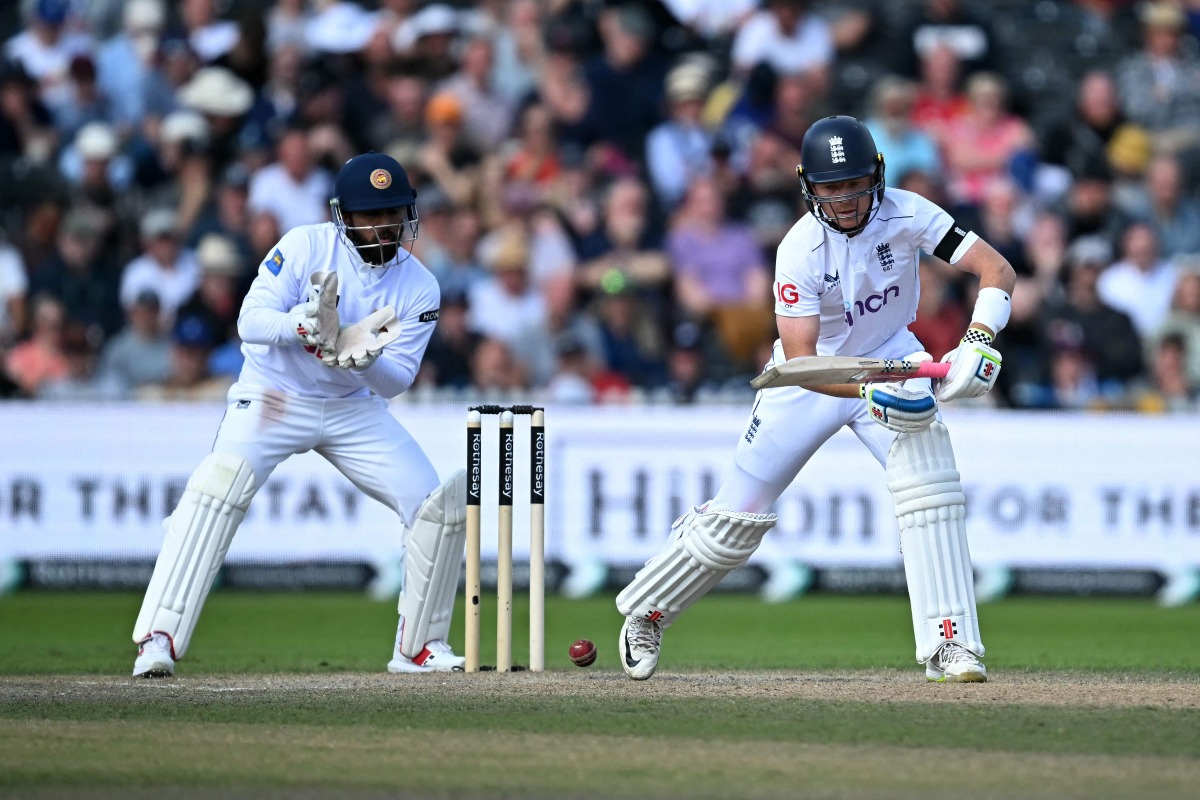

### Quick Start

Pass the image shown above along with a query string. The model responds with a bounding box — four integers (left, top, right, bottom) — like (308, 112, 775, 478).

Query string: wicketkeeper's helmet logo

(370, 169, 392, 189)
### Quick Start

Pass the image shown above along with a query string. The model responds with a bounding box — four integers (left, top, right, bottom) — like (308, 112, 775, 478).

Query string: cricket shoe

(132, 632, 175, 678)
(619, 615, 662, 681)
(926, 642, 987, 683)
(388, 640, 466, 673)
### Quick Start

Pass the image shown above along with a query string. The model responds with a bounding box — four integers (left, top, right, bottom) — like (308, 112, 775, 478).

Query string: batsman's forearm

(804, 382, 863, 400)
(238, 307, 295, 346)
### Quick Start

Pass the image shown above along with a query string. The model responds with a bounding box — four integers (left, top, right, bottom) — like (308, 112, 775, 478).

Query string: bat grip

(915, 362, 952, 380)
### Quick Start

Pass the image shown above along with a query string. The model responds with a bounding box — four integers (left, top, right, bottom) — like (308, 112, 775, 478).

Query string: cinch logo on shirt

(844, 285, 900, 326)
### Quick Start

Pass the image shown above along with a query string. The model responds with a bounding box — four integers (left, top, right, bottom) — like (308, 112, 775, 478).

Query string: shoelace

(935, 642, 977, 667)
(425, 640, 454, 654)
(628, 620, 662, 653)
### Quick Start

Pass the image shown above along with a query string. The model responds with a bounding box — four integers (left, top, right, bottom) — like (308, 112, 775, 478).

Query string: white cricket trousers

(214, 382, 439, 528)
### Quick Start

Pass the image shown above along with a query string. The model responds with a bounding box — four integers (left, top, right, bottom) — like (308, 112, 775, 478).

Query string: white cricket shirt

(237, 223, 441, 399)
(772, 188, 977, 357)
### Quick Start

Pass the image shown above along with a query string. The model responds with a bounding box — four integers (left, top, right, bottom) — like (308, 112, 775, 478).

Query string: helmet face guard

(331, 197, 419, 266)
(797, 156, 886, 237)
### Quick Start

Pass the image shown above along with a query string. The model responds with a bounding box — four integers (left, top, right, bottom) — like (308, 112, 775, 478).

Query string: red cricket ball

(569, 638, 597, 667)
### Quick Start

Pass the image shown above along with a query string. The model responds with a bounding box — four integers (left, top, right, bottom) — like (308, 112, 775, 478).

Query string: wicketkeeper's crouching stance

(616, 116, 1016, 683)
(132, 153, 470, 676)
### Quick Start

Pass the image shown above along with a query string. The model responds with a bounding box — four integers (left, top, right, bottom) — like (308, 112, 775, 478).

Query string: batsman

(131, 153, 469, 676)
(617, 116, 1016, 683)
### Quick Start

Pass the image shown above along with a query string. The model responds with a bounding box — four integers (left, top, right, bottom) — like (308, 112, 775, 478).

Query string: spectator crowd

(1, 0, 1199, 411)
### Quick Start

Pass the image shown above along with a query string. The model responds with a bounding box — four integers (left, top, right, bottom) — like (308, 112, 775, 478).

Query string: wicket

(465, 405, 545, 672)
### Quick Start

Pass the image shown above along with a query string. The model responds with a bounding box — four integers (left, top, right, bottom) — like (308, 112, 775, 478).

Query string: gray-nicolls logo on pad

(829, 136, 845, 164)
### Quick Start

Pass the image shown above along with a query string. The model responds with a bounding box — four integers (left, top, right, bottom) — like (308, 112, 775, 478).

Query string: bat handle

(915, 362, 952, 380)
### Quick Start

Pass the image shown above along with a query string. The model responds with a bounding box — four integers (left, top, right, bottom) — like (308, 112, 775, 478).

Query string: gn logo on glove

(975, 357, 999, 381)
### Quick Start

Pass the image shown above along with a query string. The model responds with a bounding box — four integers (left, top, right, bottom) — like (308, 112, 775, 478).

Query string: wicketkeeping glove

(321, 306, 402, 369)
(936, 328, 1002, 402)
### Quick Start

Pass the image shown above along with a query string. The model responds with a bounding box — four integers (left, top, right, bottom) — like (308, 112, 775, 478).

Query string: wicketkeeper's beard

(348, 227, 401, 265)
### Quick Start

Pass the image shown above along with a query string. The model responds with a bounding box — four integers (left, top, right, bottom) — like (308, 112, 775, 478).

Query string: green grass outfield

(2, 592, 1199, 799)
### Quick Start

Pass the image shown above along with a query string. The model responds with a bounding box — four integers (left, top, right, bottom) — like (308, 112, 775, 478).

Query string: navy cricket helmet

(796, 115, 886, 236)
(330, 152, 419, 265)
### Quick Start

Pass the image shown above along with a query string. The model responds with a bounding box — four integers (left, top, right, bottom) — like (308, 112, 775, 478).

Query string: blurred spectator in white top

(543, 332, 597, 404)
(490, 0, 546, 107)
(646, 60, 713, 211)
(1098, 222, 1179, 337)
(95, 289, 171, 392)
(1116, 1, 1200, 149)
(1122, 155, 1200, 259)
(436, 35, 513, 150)
(0, 237, 28, 345)
(662, 0, 758, 41)
(183, 0, 239, 64)
(305, 0, 380, 55)
(895, 0, 999, 80)
(95, 0, 165, 129)
(4, 0, 92, 106)
(248, 126, 334, 232)
(120, 208, 201, 325)
(731, 0, 833, 84)
(864, 76, 940, 186)
(468, 223, 547, 350)
(267, 0, 311, 54)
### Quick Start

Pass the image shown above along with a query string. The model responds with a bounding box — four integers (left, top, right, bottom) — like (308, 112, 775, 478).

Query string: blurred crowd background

(0, 0, 1198, 410)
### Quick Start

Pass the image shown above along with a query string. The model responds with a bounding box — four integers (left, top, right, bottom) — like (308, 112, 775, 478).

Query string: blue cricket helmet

(332, 152, 417, 214)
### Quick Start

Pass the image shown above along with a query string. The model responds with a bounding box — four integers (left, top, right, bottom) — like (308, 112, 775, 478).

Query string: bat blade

(751, 357, 951, 390)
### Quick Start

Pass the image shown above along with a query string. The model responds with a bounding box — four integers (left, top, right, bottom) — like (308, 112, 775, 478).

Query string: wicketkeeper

(132, 153, 469, 676)
(617, 116, 1016, 683)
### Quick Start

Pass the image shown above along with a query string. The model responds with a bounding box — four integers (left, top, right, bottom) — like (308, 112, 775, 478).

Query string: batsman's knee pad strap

(616, 507, 776, 627)
(397, 470, 467, 657)
(887, 423, 983, 662)
(133, 452, 257, 658)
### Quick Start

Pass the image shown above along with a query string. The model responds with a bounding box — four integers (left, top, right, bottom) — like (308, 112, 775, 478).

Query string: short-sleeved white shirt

(238, 223, 440, 399)
(731, 11, 834, 76)
(772, 188, 976, 357)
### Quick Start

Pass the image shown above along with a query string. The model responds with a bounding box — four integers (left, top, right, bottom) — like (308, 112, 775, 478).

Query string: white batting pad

(887, 421, 984, 662)
(396, 470, 468, 658)
(616, 507, 776, 628)
(132, 452, 257, 658)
